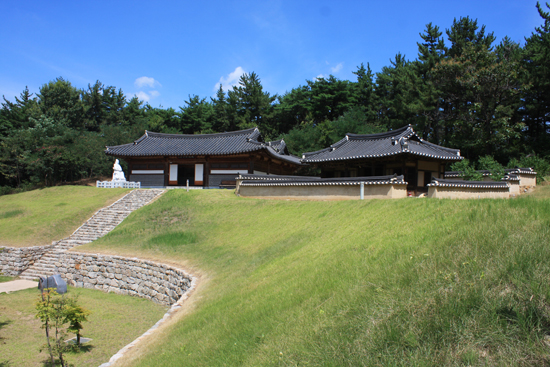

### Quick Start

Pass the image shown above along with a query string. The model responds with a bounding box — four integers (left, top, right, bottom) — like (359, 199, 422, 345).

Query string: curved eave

(106, 143, 304, 166)
(263, 146, 304, 165)
(302, 150, 463, 163)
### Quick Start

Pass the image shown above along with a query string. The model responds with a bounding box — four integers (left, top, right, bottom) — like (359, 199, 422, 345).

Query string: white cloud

(331, 63, 343, 73)
(134, 76, 161, 89)
(315, 74, 326, 81)
(135, 91, 151, 102)
(133, 77, 161, 103)
(214, 66, 246, 92)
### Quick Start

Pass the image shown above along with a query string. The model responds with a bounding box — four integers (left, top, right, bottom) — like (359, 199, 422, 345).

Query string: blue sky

(0, 1, 543, 110)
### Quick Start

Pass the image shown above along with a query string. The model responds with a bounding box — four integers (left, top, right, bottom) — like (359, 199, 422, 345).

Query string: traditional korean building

(105, 128, 302, 188)
(301, 125, 463, 193)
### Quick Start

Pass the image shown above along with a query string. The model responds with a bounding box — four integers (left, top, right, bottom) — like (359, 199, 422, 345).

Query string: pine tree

(228, 72, 277, 137)
(522, 2, 550, 156)
(210, 84, 231, 132)
(446, 16, 495, 58)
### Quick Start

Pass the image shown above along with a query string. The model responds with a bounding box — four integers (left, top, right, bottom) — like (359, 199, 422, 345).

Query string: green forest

(2, 4, 550, 192)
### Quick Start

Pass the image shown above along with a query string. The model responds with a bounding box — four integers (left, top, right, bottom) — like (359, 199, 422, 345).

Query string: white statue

(112, 159, 126, 182)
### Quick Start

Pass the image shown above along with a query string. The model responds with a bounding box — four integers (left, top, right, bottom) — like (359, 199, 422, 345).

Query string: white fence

(96, 181, 141, 189)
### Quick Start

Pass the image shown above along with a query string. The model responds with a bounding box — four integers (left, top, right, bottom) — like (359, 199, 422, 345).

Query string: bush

(508, 154, 550, 183)
(450, 159, 483, 181)
(477, 155, 505, 181)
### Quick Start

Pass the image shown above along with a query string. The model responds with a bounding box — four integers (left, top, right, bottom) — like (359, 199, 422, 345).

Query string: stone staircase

(20, 189, 165, 280)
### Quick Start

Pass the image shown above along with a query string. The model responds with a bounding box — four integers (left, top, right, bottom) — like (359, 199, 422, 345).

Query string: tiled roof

(502, 173, 520, 182)
(445, 167, 537, 179)
(237, 174, 321, 181)
(238, 174, 407, 187)
(445, 170, 492, 178)
(506, 167, 537, 175)
(105, 128, 302, 165)
(427, 178, 509, 189)
(302, 125, 462, 163)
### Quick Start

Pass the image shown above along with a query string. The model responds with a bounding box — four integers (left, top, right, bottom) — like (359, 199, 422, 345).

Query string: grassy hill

(72, 187, 550, 366)
(0, 186, 129, 247)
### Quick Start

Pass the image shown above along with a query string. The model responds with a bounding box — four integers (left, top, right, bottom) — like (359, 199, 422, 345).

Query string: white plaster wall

(428, 187, 510, 199)
(238, 184, 407, 200)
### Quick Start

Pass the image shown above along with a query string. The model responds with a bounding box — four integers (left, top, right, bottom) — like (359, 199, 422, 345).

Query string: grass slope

(0, 186, 129, 247)
(0, 286, 167, 367)
(77, 188, 550, 366)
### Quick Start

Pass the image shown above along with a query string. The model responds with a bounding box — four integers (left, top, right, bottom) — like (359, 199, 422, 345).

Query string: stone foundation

(0, 244, 55, 276)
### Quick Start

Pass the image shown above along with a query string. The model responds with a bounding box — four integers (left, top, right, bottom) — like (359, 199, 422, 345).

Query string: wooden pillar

(249, 158, 254, 174)
(204, 157, 210, 187)
(415, 159, 419, 191)
(164, 159, 169, 187)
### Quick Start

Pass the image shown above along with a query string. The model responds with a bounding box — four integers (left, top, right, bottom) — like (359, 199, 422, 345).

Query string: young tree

(64, 296, 91, 346)
(35, 289, 91, 366)
(36, 289, 71, 367)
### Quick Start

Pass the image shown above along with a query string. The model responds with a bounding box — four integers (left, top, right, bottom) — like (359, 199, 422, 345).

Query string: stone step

(20, 189, 165, 279)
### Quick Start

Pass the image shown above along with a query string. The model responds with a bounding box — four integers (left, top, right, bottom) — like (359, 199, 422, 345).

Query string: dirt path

(0, 279, 37, 293)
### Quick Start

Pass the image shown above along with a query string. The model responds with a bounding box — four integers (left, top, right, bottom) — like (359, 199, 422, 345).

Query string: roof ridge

(346, 125, 412, 140)
(145, 127, 258, 139)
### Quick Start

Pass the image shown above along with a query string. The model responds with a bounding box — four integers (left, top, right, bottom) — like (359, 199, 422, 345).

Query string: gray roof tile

(105, 128, 303, 165)
(302, 125, 462, 162)
(428, 177, 509, 189)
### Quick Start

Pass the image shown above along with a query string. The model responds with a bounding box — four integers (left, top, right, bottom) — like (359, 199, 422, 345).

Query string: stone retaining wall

(53, 252, 193, 306)
(0, 244, 55, 276)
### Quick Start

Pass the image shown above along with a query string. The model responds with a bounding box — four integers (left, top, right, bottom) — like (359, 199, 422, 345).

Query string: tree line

(1, 3, 550, 191)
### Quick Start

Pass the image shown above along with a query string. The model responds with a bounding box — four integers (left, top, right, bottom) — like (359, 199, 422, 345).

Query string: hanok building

(301, 125, 463, 193)
(105, 128, 302, 188)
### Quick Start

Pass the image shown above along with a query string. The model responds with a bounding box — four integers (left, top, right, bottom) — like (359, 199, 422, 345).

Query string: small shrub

(477, 155, 505, 181)
(450, 159, 483, 181)
(508, 154, 550, 182)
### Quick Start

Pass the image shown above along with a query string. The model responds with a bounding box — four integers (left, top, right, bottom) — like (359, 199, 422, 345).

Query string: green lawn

(73, 187, 550, 366)
(0, 286, 167, 367)
(0, 275, 15, 282)
(0, 186, 129, 247)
